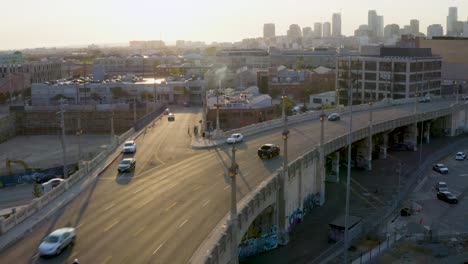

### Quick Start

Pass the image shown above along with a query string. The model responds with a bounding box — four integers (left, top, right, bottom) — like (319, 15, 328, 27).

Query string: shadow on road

(116, 171, 135, 185)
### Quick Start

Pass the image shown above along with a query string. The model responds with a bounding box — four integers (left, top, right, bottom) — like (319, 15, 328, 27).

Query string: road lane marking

(202, 200, 210, 208)
(165, 202, 177, 211)
(224, 185, 230, 190)
(459, 174, 468, 177)
(178, 218, 189, 229)
(134, 198, 154, 209)
(153, 243, 164, 255)
(134, 227, 145, 236)
(101, 256, 112, 264)
(76, 223, 84, 229)
(104, 220, 120, 232)
(133, 187, 145, 194)
(104, 203, 115, 211)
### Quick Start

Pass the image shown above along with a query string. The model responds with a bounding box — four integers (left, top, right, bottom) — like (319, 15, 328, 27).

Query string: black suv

(257, 144, 280, 159)
(437, 191, 458, 204)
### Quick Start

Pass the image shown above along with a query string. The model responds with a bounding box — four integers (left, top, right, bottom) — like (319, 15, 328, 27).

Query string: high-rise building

(314, 22, 323, 38)
(410, 19, 420, 35)
(368, 10, 378, 37)
(287, 24, 302, 38)
(377, 16, 384, 37)
(427, 24, 444, 39)
(332, 13, 341, 37)
(463, 22, 468, 38)
(323, 22, 331, 37)
(384, 24, 400, 39)
(447, 7, 458, 36)
(263, 23, 276, 39)
(302, 27, 312, 37)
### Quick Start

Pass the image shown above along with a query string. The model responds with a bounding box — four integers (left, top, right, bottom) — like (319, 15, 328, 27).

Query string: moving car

(257, 144, 280, 159)
(437, 191, 458, 204)
(163, 108, 170, 115)
(38, 227, 76, 256)
(327, 113, 340, 121)
(435, 182, 448, 192)
(418, 96, 431, 103)
(433, 163, 449, 174)
(168, 113, 175, 121)
(456, 151, 466, 160)
(118, 158, 136, 172)
(122, 140, 136, 153)
(44, 178, 64, 188)
(226, 133, 244, 144)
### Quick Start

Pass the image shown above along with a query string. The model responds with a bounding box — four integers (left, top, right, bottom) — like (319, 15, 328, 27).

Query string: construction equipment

(6, 159, 31, 174)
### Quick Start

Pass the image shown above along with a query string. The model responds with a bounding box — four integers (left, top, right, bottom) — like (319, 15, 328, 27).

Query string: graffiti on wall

(288, 208, 303, 232)
(303, 192, 321, 216)
(238, 225, 278, 259)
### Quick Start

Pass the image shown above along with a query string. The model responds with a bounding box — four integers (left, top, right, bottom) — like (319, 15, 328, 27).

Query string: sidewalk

(191, 135, 225, 149)
(241, 135, 468, 264)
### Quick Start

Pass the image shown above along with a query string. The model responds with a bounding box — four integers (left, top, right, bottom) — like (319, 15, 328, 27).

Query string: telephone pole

(58, 99, 68, 179)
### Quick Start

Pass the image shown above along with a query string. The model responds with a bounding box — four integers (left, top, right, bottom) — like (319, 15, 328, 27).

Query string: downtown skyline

(1, 0, 467, 50)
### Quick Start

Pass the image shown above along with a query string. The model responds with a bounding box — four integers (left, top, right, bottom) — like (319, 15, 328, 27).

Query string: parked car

(38, 227, 76, 256)
(122, 140, 136, 153)
(418, 96, 431, 103)
(44, 178, 64, 188)
(118, 158, 136, 172)
(433, 164, 449, 174)
(456, 151, 466, 160)
(163, 108, 170, 115)
(226, 133, 244, 144)
(257, 144, 280, 159)
(33, 173, 57, 184)
(168, 113, 175, 121)
(327, 113, 340, 121)
(435, 182, 448, 192)
(437, 191, 458, 204)
(183, 101, 190, 107)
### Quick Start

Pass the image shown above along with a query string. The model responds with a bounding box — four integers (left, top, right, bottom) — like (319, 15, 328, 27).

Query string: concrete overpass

(191, 98, 468, 263)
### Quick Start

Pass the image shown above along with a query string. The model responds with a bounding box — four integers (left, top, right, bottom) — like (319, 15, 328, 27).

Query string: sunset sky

(1, 0, 466, 50)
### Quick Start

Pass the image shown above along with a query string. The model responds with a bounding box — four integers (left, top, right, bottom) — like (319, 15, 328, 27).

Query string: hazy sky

(1, 0, 466, 50)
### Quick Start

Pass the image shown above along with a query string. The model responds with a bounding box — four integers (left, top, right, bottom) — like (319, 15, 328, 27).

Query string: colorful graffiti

(288, 208, 303, 232)
(238, 225, 278, 259)
(303, 192, 321, 216)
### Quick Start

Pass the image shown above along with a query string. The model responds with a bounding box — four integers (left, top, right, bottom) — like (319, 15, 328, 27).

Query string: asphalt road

(0, 100, 458, 264)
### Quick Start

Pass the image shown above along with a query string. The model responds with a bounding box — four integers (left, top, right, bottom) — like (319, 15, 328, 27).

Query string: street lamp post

(319, 107, 326, 203)
(279, 91, 289, 245)
(76, 116, 82, 161)
(58, 99, 68, 179)
(228, 142, 239, 264)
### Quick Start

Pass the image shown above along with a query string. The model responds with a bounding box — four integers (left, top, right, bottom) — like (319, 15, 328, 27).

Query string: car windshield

(121, 160, 132, 164)
(124, 143, 134, 147)
(446, 193, 456, 198)
(439, 183, 447, 188)
(44, 235, 59, 243)
(261, 145, 271, 150)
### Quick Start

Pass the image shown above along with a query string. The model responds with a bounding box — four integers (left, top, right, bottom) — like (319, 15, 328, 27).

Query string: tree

(276, 97, 296, 117)
(296, 56, 304, 70)
(270, 88, 281, 99)
(259, 76, 269, 94)
(203, 46, 218, 56)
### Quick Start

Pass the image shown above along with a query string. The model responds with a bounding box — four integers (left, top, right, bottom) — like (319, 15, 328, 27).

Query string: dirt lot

(0, 135, 111, 175)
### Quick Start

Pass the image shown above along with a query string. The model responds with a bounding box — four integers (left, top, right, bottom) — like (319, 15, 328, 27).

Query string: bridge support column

(314, 154, 325, 206)
(326, 152, 340, 182)
(424, 122, 430, 143)
(277, 171, 289, 245)
(404, 124, 418, 151)
(356, 140, 372, 170)
(379, 133, 389, 159)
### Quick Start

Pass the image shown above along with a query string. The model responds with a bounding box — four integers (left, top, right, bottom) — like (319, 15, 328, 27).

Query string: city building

(263, 23, 276, 39)
(314, 23, 323, 38)
(410, 19, 420, 35)
(355, 25, 370, 37)
(464, 22, 468, 37)
(269, 48, 337, 68)
(447, 7, 458, 36)
(308, 91, 336, 109)
(0, 52, 24, 64)
(332, 13, 342, 37)
(155, 62, 213, 78)
(368, 10, 378, 37)
(215, 49, 270, 69)
(302, 27, 312, 38)
(377, 16, 384, 37)
(384, 24, 400, 39)
(323, 22, 332, 37)
(427, 24, 444, 39)
(129, 40, 165, 50)
(287, 24, 302, 38)
(205, 86, 275, 130)
(336, 46, 442, 105)
(93, 55, 179, 78)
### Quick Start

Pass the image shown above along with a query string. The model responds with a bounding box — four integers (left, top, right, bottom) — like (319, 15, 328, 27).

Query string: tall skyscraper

(287, 24, 302, 38)
(332, 13, 341, 37)
(410, 19, 420, 35)
(447, 7, 458, 35)
(263, 23, 275, 39)
(427, 24, 444, 39)
(302, 27, 312, 37)
(314, 22, 322, 38)
(323, 22, 331, 37)
(377, 16, 384, 37)
(368, 10, 378, 37)
(463, 22, 468, 37)
(384, 24, 400, 38)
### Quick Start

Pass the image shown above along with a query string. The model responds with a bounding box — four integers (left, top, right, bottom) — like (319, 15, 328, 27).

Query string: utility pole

(110, 111, 115, 145)
(228, 142, 239, 264)
(76, 116, 82, 161)
(279, 89, 290, 245)
(319, 106, 326, 204)
(58, 99, 68, 179)
(133, 97, 137, 123)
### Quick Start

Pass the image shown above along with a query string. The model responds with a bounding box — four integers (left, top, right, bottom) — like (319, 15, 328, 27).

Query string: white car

(456, 152, 466, 160)
(122, 141, 136, 153)
(38, 227, 76, 256)
(226, 133, 244, 144)
(435, 182, 448, 192)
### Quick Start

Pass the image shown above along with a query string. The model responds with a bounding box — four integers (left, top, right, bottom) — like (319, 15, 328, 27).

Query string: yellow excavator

(6, 159, 31, 174)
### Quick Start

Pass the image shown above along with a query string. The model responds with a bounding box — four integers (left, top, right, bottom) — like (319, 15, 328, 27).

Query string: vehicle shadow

(34, 243, 74, 264)
(115, 170, 135, 185)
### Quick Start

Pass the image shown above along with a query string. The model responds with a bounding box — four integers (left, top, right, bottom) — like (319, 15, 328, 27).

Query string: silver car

(38, 227, 76, 256)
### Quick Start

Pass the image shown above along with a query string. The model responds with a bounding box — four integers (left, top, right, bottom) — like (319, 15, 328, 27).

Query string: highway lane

(0, 100, 457, 263)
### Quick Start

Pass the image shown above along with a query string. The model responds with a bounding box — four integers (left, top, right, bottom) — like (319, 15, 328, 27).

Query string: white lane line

(459, 174, 468, 177)
(202, 200, 210, 208)
(133, 187, 145, 194)
(153, 243, 164, 255)
(178, 218, 189, 229)
(104, 203, 115, 211)
(224, 185, 230, 190)
(103, 220, 120, 232)
(134, 227, 145, 236)
(76, 223, 84, 229)
(134, 198, 154, 209)
(165, 202, 177, 211)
